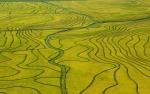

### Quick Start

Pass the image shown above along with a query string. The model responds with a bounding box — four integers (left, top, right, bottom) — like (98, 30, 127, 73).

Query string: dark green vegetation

(0, 0, 150, 94)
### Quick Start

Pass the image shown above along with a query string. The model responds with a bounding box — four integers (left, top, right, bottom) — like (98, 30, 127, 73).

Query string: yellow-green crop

(0, 0, 150, 94)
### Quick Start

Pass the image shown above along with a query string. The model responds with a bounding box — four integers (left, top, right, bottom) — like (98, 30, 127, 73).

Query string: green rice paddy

(0, 0, 150, 94)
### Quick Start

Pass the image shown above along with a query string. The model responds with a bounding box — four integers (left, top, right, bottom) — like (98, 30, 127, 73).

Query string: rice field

(0, 0, 150, 94)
